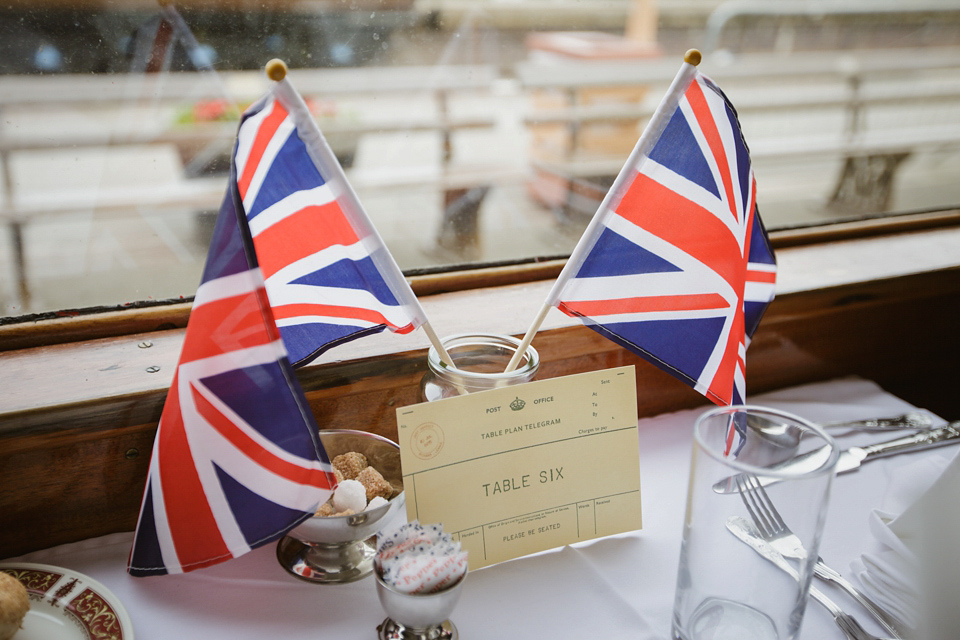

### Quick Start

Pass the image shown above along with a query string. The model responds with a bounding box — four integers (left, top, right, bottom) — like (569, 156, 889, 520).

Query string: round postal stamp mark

(411, 422, 444, 460)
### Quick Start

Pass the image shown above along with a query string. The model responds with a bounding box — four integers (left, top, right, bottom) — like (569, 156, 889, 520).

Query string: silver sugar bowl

(276, 429, 404, 584)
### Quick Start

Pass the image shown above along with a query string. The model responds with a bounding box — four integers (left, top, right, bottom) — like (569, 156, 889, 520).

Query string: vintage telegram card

(396, 366, 642, 569)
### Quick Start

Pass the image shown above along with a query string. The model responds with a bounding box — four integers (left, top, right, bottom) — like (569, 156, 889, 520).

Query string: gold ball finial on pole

(684, 49, 702, 66)
(265, 59, 288, 82)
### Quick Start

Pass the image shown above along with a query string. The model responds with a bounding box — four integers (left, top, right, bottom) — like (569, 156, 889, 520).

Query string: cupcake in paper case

(0, 572, 29, 640)
(376, 521, 468, 595)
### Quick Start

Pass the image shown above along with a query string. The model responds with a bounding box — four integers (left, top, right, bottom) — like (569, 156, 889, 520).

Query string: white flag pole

(503, 49, 703, 373)
(265, 59, 454, 367)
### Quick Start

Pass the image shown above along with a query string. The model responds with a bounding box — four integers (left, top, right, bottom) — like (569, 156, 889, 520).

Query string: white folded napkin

(852, 512, 920, 629)
(851, 450, 960, 634)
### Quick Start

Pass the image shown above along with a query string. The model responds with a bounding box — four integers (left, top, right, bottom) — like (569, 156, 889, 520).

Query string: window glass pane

(1, 1, 959, 318)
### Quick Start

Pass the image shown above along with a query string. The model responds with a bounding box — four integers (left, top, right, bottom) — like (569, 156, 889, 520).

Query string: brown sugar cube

(315, 501, 337, 517)
(389, 481, 403, 499)
(332, 452, 368, 480)
(333, 508, 355, 517)
(356, 466, 393, 502)
(333, 467, 345, 484)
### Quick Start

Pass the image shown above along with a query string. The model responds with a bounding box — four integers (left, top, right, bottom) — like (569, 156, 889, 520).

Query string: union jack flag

(128, 183, 337, 576)
(129, 74, 424, 575)
(548, 70, 776, 406)
(237, 84, 426, 367)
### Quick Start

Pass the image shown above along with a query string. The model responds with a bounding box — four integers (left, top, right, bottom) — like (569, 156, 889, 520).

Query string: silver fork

(727, 515, 886, 640)
(736, 474, 904, 639)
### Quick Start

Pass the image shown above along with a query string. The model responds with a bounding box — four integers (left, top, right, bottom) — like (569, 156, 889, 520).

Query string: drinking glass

(671, 405, 840, 640)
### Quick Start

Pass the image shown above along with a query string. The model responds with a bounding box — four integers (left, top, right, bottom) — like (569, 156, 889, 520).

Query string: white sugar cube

(332, 479, 367, 513)
(366, 496, 389, 511)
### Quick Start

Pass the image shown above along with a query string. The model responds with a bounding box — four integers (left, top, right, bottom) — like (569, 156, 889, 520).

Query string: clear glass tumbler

(671, 405, 840, 640)
(419, 333, 539, 402)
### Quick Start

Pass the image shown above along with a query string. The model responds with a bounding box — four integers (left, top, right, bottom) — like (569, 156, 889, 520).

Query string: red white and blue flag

(236, 86, 426, 367)
(127, 183, 337, 576)
(129, 74, 424, 575)
(547, 69, 776, 406)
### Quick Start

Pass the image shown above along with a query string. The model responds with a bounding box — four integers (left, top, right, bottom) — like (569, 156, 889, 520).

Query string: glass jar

(419, 333, 539, 402)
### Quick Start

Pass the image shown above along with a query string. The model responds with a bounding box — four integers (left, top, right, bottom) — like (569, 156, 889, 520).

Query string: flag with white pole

(508, 50, 776, 406)
(129, 60, 450, 575)
(240, 61, 450, 367)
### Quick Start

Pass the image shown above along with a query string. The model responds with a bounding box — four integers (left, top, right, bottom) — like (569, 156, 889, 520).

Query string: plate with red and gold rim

(0, 562, 133, 640)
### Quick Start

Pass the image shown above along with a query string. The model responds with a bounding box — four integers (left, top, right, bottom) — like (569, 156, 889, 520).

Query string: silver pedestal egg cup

(375, 569, 466, 640)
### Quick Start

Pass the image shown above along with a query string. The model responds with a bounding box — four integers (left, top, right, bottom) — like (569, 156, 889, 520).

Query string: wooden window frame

(2, 208, 960, 558)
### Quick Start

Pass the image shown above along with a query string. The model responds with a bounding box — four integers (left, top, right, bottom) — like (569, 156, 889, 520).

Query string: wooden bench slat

(525, 83, 960, 126)
(0, 115, 497, 154)
(517, 46, 960, 90)
(0, 64, 499, 107)
(532, 125, 960, 180)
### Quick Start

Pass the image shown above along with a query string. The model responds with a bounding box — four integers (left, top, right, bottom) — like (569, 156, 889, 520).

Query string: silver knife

(725, 516, 889, 640)
(726, 516, 803, 578)
(714, 421, 960, 494)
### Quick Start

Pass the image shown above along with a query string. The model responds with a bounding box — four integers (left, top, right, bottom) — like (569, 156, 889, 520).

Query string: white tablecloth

(7, 377, 956, 639)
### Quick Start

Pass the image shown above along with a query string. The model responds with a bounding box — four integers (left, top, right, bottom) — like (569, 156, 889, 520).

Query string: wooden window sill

(3, 210, 960, 421)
